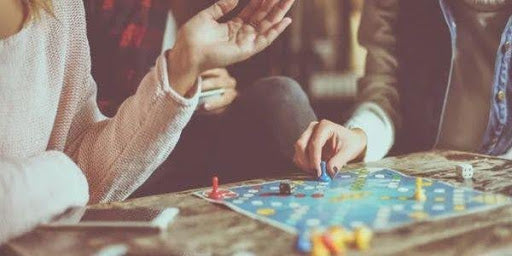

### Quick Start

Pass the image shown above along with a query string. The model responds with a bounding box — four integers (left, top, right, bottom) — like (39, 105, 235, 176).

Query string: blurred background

(170, 0, 366, 123)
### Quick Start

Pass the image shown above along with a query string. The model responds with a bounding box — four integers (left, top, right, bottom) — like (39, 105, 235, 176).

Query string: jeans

(132, 76, 318, 197)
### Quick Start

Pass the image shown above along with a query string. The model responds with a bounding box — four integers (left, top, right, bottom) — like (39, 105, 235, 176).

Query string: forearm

(0, 151, 89, 244)
(357, 0, 401, 129)
(68, 55, 200, 203)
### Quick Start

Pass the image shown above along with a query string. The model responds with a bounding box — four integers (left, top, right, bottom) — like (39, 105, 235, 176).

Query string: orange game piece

(322, 230, 345, 255)
(311, 233, 330, 256)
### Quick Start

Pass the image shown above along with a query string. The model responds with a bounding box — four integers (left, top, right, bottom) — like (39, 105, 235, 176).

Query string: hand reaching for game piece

(166, 0, 295, 97)
(293, 120, 368, 177)
(199, 68, 238, 114)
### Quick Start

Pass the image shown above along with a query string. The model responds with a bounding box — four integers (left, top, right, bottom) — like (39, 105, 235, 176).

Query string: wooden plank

(3, 150, 512, 255)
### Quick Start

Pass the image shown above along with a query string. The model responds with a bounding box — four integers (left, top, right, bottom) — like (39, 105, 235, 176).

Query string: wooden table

(3, 150, 512, 256)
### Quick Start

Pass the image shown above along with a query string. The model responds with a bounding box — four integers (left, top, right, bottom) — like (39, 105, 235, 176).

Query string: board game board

(194, 168, 511, 234)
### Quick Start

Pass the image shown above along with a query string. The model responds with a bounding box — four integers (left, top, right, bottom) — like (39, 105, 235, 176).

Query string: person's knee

(251, 76, 310, 106)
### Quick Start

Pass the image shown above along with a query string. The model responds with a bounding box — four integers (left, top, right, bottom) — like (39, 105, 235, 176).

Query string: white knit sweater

(0, 0, 199, 243)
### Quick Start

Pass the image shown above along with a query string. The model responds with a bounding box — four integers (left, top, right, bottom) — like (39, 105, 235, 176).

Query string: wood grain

(3, 150, 512, 256)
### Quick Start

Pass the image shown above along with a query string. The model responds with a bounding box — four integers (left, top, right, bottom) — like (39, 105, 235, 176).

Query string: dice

(456, 163, 474, 179)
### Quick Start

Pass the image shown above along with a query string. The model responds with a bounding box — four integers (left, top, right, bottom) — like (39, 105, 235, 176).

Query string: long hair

(23, 0, 53, 21)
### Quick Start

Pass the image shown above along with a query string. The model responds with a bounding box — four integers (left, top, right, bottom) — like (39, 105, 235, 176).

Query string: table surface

(3, 150, 512, 256)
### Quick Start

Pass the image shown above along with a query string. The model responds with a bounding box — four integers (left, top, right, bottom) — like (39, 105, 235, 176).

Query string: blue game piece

(296, 229, 312, 253)
(318, 161, 331, 182)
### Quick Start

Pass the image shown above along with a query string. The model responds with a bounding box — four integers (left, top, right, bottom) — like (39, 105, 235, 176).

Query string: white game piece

(456, 163, 474, 179)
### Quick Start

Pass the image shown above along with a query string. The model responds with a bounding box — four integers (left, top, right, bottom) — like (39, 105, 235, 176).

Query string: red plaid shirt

(84, 0, 170, 116)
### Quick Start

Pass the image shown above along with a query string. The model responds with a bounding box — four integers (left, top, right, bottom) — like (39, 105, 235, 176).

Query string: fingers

(238, 0, 263, 21)
(294, 121, 318, 174)
(254, 17, 291, 51)
(201, 0, 239, 20)
(307, 120, 335, 177)
(203, 88, 238, 111)
(247, 0, 279, 26)
(257, 0, 295, 32)
(201, 68, 228, 78)
(327, 151, 350, 177)
(326, 128, 368, 175)
(201, 70, 237, 90)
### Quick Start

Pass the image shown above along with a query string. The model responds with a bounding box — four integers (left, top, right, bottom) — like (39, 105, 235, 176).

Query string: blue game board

(194, 168, 511, 233)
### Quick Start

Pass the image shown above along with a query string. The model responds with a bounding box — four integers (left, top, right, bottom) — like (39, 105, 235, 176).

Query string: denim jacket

(355, 0, 512, 156)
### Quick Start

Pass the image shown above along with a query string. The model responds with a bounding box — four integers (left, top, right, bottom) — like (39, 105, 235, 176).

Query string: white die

(456, 163, 474, 179)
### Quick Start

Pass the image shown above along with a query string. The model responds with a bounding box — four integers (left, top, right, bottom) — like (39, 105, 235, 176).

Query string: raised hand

(166, 0, 295, 96)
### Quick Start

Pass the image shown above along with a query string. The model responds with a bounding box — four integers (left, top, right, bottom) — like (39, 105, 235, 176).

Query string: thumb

(201, 0, 239, 20)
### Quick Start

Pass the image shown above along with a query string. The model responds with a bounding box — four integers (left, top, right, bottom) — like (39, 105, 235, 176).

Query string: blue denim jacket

(439, 0, 512, 155)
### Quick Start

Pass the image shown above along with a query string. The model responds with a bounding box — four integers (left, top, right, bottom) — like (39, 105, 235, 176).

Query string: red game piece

(209, 176, 222, 200)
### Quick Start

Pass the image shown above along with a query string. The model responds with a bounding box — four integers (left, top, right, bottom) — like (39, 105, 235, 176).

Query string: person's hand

(293, 120, 368, 177)
(166, 0, 295, 97)
(199, 68, 238, 114)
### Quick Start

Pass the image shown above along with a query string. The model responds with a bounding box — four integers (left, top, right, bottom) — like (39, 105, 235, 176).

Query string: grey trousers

(132, 76, 317, 197)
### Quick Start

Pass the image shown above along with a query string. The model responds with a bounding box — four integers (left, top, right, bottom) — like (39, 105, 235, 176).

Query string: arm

(347, 0, 400, 160)
(66, 56, 201, 204)
(65, 0, 296, 203)
(0, 152, 88, 244)
(293, 0, 400, 175)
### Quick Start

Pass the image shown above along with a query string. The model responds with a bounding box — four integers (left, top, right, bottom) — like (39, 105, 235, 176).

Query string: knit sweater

(0, 0, 199, 244)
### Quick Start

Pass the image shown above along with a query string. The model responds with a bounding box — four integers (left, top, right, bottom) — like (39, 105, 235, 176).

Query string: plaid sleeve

(85, 0, 170, 116)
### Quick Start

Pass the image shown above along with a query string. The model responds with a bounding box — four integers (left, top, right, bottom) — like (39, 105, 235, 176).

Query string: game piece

(322, 229, 345, 255)
(296, 229, 312, 253)
(415, 178, 426, 202)
(318, 161, 331, 182)
(208, 176, 221, 200)
(353, 226, 373, 251)
(279, 182, 292, 195)
(329, 226, 354, 245)
(456, 163, 474, 179)
(311, 233, 330, 256)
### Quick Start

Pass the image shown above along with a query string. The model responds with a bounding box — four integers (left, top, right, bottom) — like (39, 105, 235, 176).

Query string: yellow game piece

(353, 226, 373, 251)
(326, 227, 348, 255)
(343, 230, 355, 244)
(311, 233, 330, 256)
(415, 178, 426, 202)
(328, 226, 355, 244)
